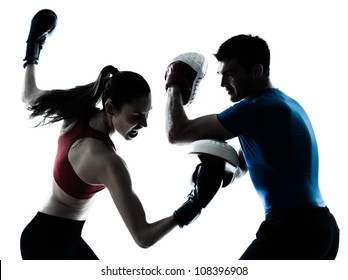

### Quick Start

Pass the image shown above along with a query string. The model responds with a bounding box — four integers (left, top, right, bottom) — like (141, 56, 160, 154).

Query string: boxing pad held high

(165, 52, 208, 105)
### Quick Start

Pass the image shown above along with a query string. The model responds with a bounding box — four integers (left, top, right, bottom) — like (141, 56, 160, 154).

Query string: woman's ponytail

(92, 65, 119, 106)
(27, 65, 150, 126)
(27, 65, 120, 126)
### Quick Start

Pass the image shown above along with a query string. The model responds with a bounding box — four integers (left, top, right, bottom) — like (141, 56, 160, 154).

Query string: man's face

(217, 57, 255, 103)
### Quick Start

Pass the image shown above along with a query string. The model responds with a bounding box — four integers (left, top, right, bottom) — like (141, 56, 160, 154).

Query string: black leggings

(20, 212, 98, 260)
(240, 206, 340, 260)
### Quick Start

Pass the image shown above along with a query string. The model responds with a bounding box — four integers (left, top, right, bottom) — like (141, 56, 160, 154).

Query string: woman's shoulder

(85, 140, 130, 186)
(80, 137, 121, 167)
(60, 119, 78, 135)
(69, 136, 126, 186)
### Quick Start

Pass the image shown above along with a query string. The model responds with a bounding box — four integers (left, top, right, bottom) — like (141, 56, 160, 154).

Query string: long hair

(27, 65, 151, 125)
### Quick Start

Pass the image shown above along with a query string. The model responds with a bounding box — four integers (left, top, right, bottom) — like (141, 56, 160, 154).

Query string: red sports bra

(53, 120, 115, 199)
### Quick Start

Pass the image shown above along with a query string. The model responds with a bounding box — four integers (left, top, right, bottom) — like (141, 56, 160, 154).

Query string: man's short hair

(215, 34, 271, 77)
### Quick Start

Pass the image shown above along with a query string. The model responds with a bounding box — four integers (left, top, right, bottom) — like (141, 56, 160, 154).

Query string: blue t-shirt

(217, 88, 325, 214)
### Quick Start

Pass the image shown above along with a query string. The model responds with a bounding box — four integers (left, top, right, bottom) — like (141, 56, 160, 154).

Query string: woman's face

(113, 94, 152, 140)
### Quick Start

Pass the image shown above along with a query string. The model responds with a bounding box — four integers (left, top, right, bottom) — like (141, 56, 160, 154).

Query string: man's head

(215, 35, 271, 102)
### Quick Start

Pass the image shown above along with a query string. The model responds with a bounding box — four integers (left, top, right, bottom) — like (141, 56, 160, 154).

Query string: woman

(20, 9, 228, 260)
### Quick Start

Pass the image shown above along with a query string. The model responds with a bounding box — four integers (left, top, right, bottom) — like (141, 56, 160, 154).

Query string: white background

(1, 0, 347, 279)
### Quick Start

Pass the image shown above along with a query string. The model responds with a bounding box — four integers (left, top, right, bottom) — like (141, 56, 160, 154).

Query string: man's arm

(165, 86, 235, 144)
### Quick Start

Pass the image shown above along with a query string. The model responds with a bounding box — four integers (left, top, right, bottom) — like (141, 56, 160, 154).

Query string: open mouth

(227, 88, 236, 95)
(129, 129, 138, 138)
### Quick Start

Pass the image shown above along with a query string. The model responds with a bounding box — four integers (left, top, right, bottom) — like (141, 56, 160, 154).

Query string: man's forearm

(165, 86, 189, 144)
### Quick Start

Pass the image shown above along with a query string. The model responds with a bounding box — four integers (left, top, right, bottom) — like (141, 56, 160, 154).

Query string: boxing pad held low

(189, 139, 239, 171)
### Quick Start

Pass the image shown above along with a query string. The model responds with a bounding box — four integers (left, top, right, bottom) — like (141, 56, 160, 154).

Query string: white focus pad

(189, 139, 239, 172)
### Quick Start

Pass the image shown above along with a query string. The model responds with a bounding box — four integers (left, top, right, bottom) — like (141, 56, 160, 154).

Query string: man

(164, 34, 339, 259)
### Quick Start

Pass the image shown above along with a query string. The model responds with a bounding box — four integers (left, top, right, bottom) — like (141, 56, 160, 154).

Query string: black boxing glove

(174, 162, 225, 227)
(23, 9, 57, 68)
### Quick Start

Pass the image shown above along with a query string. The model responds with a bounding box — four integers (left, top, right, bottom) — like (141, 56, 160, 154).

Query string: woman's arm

(22, 64, 45, 105)
(100, 152, 177, 248)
